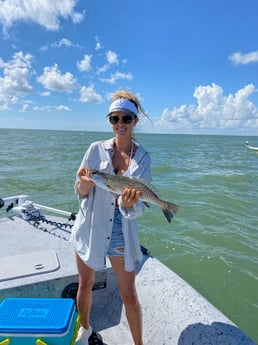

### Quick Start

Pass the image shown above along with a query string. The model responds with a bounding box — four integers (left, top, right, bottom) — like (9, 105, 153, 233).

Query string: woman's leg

(109, 256, 143, 345)
(75, 253, 95, 329)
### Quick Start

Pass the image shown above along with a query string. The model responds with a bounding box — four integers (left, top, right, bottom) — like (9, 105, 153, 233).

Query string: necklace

(116, 146, 132, 153)
(115, 142, 133, 153)
(113, 142, 135, 175)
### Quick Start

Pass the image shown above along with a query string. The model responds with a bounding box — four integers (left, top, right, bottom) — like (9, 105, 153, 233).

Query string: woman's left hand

(122, 187, 142, 208)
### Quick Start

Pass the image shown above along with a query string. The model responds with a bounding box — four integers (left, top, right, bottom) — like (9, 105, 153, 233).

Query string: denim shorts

(107, 208, 125, 257)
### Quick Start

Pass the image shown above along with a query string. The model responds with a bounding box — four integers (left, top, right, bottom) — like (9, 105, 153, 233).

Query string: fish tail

(162, 201, 179, 223)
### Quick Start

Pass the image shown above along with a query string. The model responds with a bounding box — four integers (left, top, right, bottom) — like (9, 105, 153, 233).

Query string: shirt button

(109, 219, 112, 222)
(107, 236, 110, 240)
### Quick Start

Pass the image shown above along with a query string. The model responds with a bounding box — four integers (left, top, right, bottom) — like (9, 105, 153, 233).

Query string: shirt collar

(103, 138, 115, 151)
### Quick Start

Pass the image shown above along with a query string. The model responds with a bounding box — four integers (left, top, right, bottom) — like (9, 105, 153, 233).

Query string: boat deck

(0, 214, 256, 345)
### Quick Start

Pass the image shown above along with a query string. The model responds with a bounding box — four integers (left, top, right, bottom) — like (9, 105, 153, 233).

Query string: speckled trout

(89, 169, 179, 223)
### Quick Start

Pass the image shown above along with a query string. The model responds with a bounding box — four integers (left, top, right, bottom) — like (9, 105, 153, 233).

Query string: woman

(72, 90, 151, 345)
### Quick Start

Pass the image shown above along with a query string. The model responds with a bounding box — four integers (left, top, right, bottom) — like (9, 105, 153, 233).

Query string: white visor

(107, 98, 138, 117)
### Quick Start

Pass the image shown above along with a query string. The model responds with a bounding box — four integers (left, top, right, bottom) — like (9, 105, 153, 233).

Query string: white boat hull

(0, 198, 256, 345)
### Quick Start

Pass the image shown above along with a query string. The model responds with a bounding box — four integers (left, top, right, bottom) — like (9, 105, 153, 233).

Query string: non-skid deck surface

(90, 257, 256, 345)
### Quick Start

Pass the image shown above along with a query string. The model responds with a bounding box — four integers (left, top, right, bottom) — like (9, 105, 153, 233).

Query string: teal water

(0, 128, 257, 342)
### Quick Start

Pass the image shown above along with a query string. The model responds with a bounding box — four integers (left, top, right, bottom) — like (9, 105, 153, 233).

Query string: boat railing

(0, 195, 76, 221)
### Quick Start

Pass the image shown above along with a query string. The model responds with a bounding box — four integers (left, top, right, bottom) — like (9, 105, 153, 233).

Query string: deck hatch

(0, 250, 60, 282)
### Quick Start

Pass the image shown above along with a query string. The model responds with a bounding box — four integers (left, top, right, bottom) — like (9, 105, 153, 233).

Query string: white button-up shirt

(71, 138, 152, 272)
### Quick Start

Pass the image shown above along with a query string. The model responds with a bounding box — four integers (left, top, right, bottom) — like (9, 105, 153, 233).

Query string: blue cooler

(0, 298, 79, 345)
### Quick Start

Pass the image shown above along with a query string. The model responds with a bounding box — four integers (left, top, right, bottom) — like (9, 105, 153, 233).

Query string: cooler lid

(0, 298, 75, 334)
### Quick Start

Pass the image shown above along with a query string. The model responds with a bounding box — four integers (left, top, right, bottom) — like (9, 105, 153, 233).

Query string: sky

(1, 0, 258, 135)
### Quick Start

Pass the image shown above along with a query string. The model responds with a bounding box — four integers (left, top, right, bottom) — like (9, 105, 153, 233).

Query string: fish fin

(162, 202, 180, 223)
(143, 202, 151, 208)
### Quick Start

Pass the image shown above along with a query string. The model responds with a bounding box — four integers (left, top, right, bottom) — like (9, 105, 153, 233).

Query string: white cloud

(0, 0, 84, 34)
(79, 84, 103, 103)
(33, 105, 71, 112)
(156, 83, 258, 133)
(37, 64, 77, 92)
(106, 50, 119, 65)
(77, 54, 92, 72)
(19, 100, 34, 112)
(95, 36, 103, 50)
(97, 50, 119, 75)
(19, 101, 71, 113)
(0, 51, 33, 110)
(99, 71, 133, 84)
(96, 49, 133, 84)
(58, 38, 75, 47)
(40, 91, 51, 96)
(19, 104, 29, 112)
(40, 38, 81, 51)
(97, 64, 110, 74)
(228, 51, 258, 65)
(56, 105, 71, 111)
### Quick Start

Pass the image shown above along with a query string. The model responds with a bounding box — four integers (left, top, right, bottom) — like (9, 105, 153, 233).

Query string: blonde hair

(111, 90, 147, 118)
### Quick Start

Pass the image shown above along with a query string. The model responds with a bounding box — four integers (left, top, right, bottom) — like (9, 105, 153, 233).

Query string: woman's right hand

(77, 168, 95, 196)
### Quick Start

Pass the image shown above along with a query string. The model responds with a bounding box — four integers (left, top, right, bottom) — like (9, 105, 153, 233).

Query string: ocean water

(0, 128, 257, 342)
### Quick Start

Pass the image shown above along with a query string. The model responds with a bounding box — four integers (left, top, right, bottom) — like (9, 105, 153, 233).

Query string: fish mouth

(88, 169, 99, 177)
(88, 169, 106, 181)
(88, 169, 98, 181)
(88, 169, 102, 184)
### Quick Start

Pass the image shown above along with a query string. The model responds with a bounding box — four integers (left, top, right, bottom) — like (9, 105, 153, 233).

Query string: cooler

(0, 298, 79, 345)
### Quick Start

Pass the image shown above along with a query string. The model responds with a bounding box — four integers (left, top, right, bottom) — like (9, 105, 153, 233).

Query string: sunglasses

(109, 114, 135, 125)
